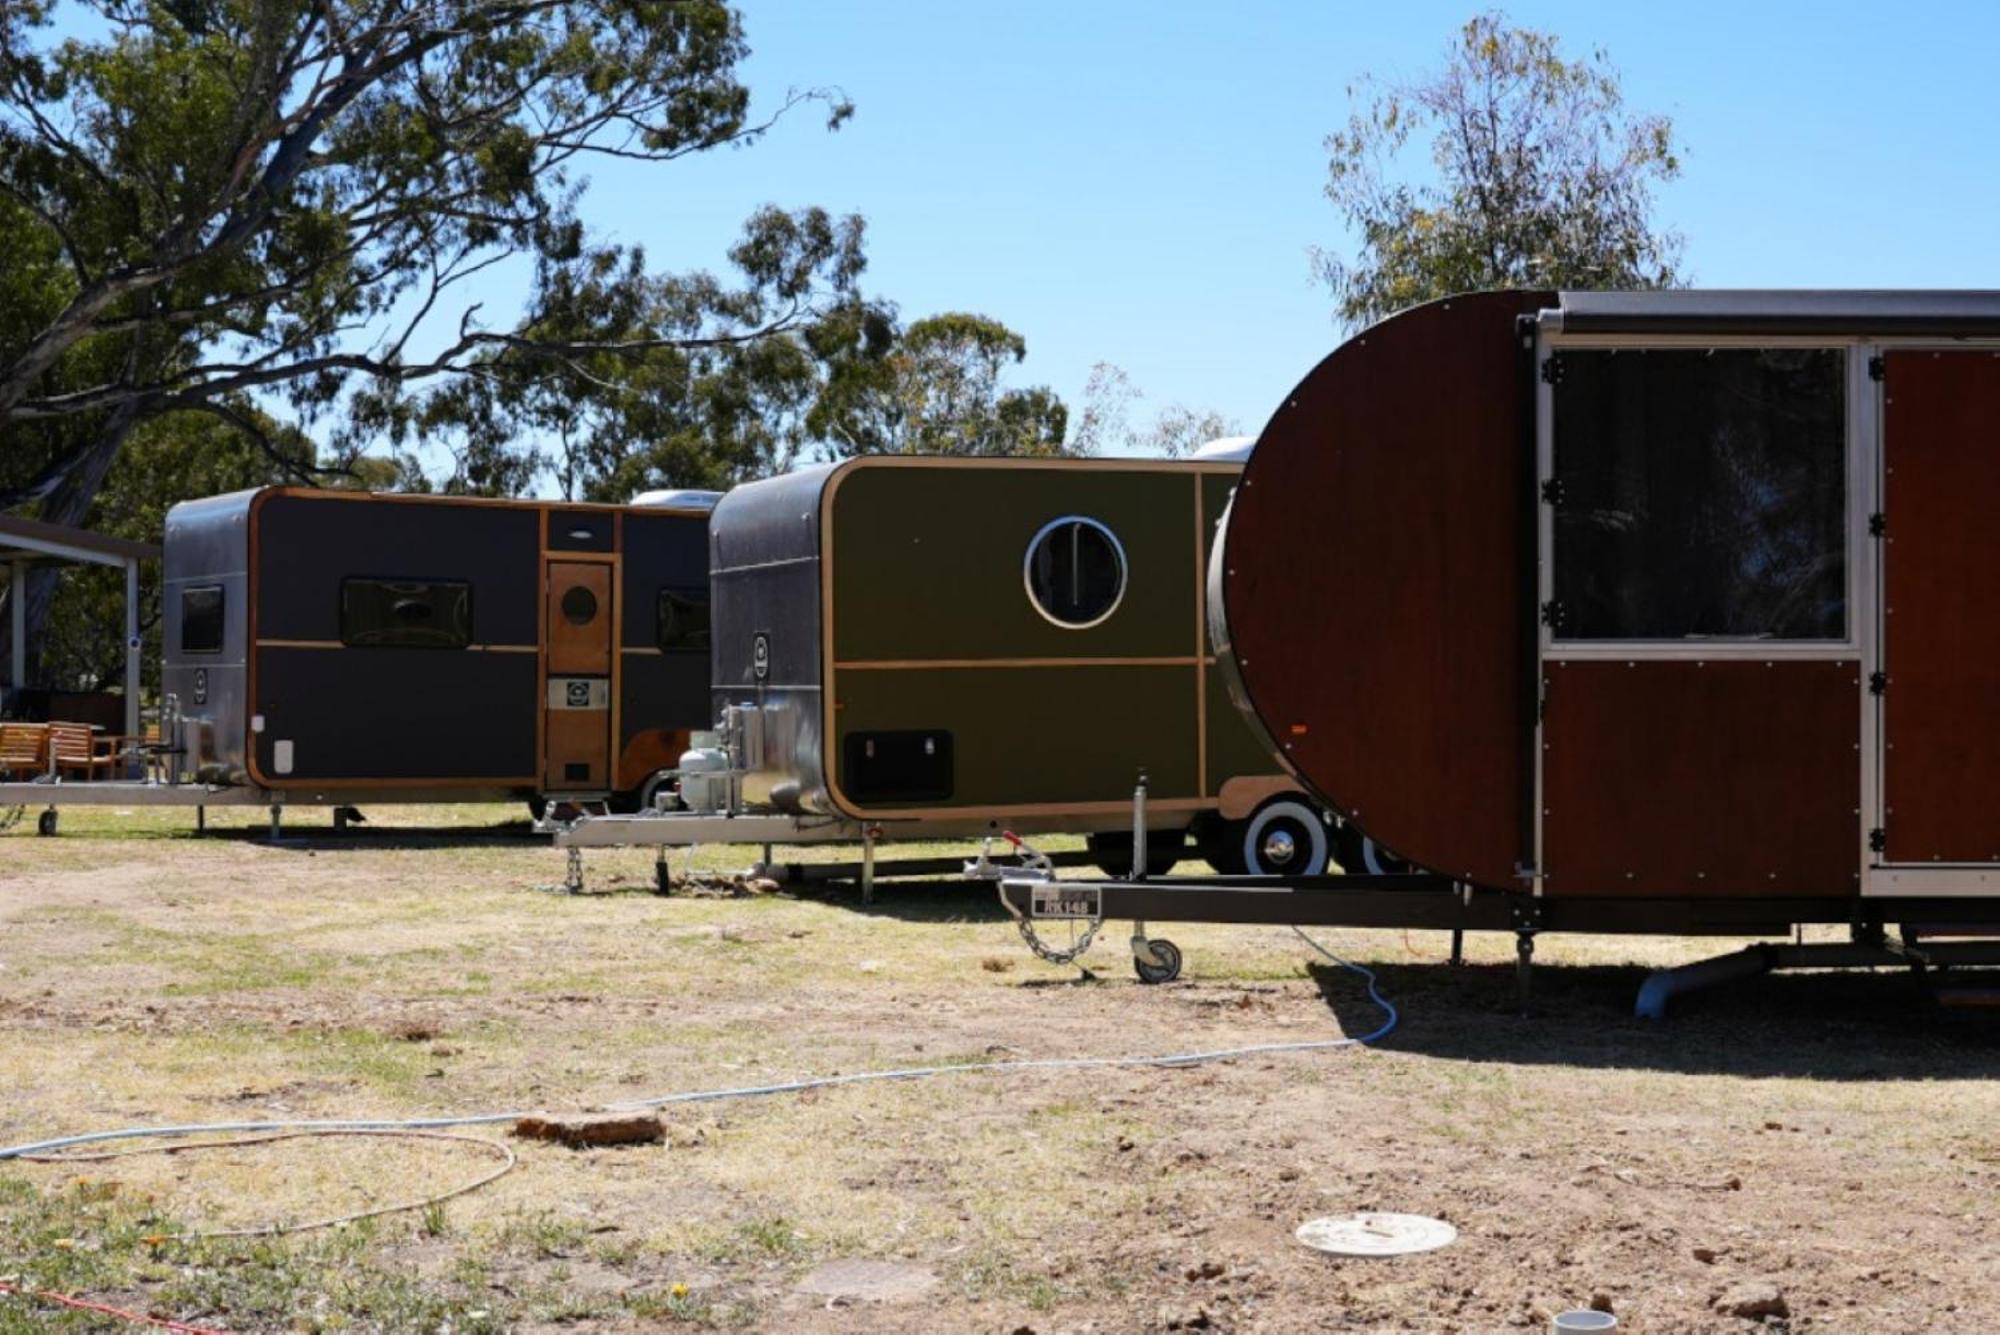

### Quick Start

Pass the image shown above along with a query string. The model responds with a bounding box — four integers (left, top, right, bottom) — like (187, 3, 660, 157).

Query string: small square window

(180, 586, 225, 655)
(656, 586, 710, 652)
(1551, 348, 1847, 641)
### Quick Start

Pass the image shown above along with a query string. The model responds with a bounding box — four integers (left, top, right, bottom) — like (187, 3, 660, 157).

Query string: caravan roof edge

(1556, 288, 2000, 337)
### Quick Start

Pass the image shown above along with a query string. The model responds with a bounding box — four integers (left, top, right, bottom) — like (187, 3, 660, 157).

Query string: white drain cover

(1295, 1211, 1457, 1257)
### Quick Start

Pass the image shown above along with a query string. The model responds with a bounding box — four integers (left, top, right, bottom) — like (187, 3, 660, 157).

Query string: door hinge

(1539, 355, 1566, 385)
(1539, 600, 1567, 630)
(1868, 512, 1886, 538)
(1540, 477, 1565, 506)
(1868, 827, 1887, 854)
(1868, 671, 1889, 696)
(1868, 355, 1885, 382)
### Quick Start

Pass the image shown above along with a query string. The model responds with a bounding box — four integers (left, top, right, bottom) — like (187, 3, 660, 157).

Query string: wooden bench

(0, 722, 49, 779)
(47, 721, 118, 780)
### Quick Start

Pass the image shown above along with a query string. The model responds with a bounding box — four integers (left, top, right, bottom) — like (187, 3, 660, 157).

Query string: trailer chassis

(994, 869, 2000, 1014)
(0, 778, 288, 839)
(547, 810, 1091, 900)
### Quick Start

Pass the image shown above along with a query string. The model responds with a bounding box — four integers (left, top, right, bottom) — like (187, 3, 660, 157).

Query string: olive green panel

(833, 664, 1200, 808)
(828, 464, 1206, 662)
(1206, 664, 1282, 788)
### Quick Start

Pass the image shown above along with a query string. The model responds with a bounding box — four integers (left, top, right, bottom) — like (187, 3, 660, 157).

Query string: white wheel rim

(1243, 801, 1327, 876)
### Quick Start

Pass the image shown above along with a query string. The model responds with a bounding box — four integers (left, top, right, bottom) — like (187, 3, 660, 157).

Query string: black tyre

(1134, 938, 1183, 985)
(1240, 797, 1330, 877)
(37, 808, 57, 837)
(1195, 817, 1249, 876)
(1087, 829, 1185, 879)
(1334, 823, 1410, 876)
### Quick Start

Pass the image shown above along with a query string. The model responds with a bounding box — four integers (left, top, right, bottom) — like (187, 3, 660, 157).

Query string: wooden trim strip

(1194, 471, 1208, 798)
(844, 796, 1214, 820)
(255, 639, 537, 653)
(834, 656, 1202, 671)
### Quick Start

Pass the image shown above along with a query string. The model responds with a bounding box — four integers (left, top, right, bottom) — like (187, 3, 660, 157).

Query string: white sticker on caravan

(273, 739, 295, 775)
(546, 678, 611, 710)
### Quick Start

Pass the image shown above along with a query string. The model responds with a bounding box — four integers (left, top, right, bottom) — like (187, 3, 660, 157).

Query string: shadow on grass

(780, 876, 1014, 924)
(1305, 957, 2000, 1081)
(208, 821, 544, 850)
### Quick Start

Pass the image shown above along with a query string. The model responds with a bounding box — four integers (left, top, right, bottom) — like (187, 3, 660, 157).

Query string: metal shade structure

(0, 513, 160, 738)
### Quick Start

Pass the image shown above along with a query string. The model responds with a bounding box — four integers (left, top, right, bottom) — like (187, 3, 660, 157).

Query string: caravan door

(1874, 351, 2000, 890)
(542, 558, 614, 792)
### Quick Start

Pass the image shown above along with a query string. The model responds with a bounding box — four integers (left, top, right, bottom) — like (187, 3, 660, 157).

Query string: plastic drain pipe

(1633, 944, 1776, 1020)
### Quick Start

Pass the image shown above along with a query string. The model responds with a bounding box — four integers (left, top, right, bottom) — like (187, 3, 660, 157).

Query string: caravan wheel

(1195, 818, 1249, 875)
(1334, 824, 1410, 876)
(1241, 797, 1329, 876)
(1087, 829, 1185, 879)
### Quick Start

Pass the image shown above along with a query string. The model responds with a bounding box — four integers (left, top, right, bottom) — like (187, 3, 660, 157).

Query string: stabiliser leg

(1515, 930, 1536, 1011)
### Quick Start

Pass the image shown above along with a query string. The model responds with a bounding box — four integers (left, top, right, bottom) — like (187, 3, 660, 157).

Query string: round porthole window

(560, 585, 599, 626)
(1024, 516, 1127, 629)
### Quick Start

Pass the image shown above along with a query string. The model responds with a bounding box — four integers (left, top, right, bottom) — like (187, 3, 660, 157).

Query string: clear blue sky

(560, 0, 2000, 445)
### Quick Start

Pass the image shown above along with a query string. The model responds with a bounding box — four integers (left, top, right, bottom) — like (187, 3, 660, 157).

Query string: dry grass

(1, 802, 1997, 1331)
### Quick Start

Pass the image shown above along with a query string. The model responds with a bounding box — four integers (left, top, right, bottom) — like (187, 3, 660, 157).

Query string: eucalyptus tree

(1317, 12, 1685, 329)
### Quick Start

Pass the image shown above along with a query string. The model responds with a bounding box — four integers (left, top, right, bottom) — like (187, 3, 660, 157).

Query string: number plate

(1030, 884, 1101, 920)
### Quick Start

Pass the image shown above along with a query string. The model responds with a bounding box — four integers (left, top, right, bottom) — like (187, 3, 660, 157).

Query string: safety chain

(1013, 912, 1105, 967)
(563, 844, 585, 895)
(0, 805, 23, 833)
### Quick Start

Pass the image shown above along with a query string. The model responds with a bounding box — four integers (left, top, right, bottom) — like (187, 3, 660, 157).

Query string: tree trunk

(0, 416, 138, 690)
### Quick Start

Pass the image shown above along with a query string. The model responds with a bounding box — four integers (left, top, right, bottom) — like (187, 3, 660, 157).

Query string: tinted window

(1552, 348, 1846, 640)
(340, 578, 472, 649)
(657, 586, 710, 652)
(180, 585, 224, 655)
(1025, 516, 1126, 628)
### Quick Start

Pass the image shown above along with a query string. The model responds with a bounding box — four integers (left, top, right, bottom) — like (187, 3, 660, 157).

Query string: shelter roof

(0, 513, 160, 567)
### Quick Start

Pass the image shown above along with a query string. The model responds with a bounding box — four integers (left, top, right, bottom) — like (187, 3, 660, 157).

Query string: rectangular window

(1551, 347, 1847, 641)
(180, 585, 225, 655)
(656, 586, 710, 653)
(339, 578, 472, 649)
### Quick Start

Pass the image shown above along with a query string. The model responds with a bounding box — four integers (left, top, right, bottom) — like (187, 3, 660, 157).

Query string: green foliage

(1068, 361, 1238, 458)
(33, 407, 311, 692)
(1316, 11, 1684, 329)
(0, 0, 859, 506)
(809, 311, 1069, 461)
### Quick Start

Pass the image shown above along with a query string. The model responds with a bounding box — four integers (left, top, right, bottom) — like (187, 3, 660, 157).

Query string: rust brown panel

(543, 560, 613, 789)
(1543, 661, 1860, 897)
(1217, 290, 1550, 887)
(617, 726, 691, 794)
(1882, 351, 2000, 862)
(545, 708, 609, 790)
(545, 562, 612, 675)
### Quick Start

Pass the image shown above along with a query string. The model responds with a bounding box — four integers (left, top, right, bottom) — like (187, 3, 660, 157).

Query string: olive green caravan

(707, 456, 1285, 848)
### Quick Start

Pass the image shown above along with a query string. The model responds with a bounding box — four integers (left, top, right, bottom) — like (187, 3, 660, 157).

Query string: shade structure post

(8, 559, 23, 694)
(124, 557, 141, 745)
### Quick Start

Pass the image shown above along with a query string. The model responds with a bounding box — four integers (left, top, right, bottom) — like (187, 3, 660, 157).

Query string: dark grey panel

(710, 563, 820, 702)
(708, 464, 830, 573)
(707, 467, 830, 702)
(621, 510, 711, 649)
(1557, 288, 2000, 336)
(255, 495, 539, 644)
(254, 647, 536, 781)
(620, 650, 710, 735)
(547, 508, 615, 552)
(162, 490, 257, 778)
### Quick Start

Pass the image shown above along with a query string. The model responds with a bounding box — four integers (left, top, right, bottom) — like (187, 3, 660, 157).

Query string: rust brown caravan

(1216, 289, 2000, 911)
